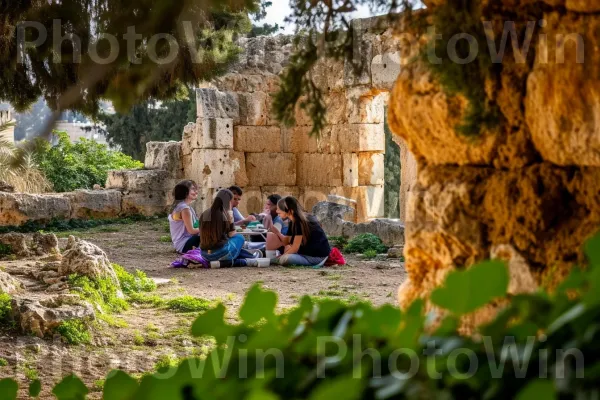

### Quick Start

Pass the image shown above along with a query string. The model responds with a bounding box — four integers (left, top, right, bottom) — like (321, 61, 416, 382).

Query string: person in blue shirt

(228, 186, 257, 226)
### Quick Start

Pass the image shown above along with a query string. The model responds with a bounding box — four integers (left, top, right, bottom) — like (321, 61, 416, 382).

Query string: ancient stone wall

(389, 0, 600, 328)
(183, 19, 415, 223)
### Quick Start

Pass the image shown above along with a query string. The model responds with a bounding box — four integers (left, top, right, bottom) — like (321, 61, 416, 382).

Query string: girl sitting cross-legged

(266, 196, 330, 267)
(199, 189, 246, 263)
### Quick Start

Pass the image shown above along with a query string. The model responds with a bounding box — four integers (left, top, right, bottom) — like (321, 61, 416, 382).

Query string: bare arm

(283, 235, 302, 255)
(181, 208, 199, 235)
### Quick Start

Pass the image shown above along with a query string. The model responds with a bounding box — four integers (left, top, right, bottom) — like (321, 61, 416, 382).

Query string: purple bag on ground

(182, 249, 210, 268)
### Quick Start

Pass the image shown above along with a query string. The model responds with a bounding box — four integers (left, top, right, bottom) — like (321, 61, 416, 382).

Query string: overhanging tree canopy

(0, 0, 265, 135)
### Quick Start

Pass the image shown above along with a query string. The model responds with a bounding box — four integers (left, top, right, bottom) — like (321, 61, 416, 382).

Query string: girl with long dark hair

(168, 180, 200, 253)
(199, 189, 246, 262)
(266, 196, 330, 267)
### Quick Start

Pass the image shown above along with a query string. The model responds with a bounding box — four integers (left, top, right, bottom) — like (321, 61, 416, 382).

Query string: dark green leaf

(103, 370, 138, 400)
(239, 284, 278, 325)
(28, 379, 41, 398)
(516, 380, 556, 400)
(0, 379, 18, 400)
(309, 377, 363, 400)
(584, 233, 600, 268)
(431, 261, 509, 315)
(52, 375, 88, 400)
(191, 303, 233, 344)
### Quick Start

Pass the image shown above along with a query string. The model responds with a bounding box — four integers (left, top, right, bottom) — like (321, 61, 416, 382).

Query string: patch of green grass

(0, 358, 7, 367)
(56, 319, 91, 345)
(97, 314, 128, 328)
(93, 379, 105, 392)
(225, 293, 236, 302)
(68, 274, 128, 313)
(133, 331, 144, 346)
(0, 293, 12, 324)
(23, 366, 39, 381)
(159, 235, 172, 243)
(317, 289, 343, 297)
(326, 273, 342, 281)
(167, 296, 212, 313)
(154, 354, 180, 371)
(363, 249, 378, 259)
(127, 293, 166, 308)
(145, 323, 159, 333)
(113, 264, 157, 294)
(93, 226, 121, 233)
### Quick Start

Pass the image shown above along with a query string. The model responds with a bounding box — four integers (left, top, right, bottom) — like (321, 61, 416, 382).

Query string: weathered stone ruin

(0, 18, 412, 248)
(0, 233, 124, 338)
(390, 0, 600, 329)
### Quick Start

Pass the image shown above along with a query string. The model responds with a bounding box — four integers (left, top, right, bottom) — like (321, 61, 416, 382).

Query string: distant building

(52, 121, 117, 149)
(0, 109, 15, 143)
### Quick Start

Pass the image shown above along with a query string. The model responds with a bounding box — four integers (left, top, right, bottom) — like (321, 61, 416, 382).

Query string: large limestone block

(106, 170, 172, 192)
(231, 151, 249, 187)
(343, 153, 359, 187)
(181, 122, 196, 156)
(364, 185, 385, 218)
(193, 188, 216, 215)
(188, 149, 236, 189)
(261, 186, 301, 205)
(246, 153, 296, 186)
(313, 59, 345, 92)
(526, 12, 600, 166)
(371, 52, 402, 90)
(300, 187, 334, 215)
(196, 88, 240, 122)
(238, 91, 271, 126)
(236, 186, 262, 215)
(234, 126, 281, 153)
(144, 141, 183, 178)
(302, 186, 378, 223)
(296, 154, 343, 187)
(121, 190, 169, 216)
(195, 118, 235, 150)
(337, 124, 385, 152)
(67, 190, 122, 219)
(213, 73, 281, 94)
(0, 232, 59, 258)
(346, 89, 386, 124)
(0, 193, 71, 226)
(358, 152, 384, 186)
(282, 126, 340, 154)
(294, 92, 347, 126)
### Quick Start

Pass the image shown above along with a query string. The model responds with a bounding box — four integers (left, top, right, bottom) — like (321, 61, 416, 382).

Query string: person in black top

(267, 196, 330, 267)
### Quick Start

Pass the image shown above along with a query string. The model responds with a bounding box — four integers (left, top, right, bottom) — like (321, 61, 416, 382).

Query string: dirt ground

(0, 219, 406, 398)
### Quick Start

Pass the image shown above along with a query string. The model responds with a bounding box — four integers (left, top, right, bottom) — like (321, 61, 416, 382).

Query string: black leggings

(182, 235, 200, 253)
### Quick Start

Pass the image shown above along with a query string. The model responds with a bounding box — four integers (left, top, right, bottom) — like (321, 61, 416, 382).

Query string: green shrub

(344, 233, 388, 254)
(166, 296, 212, 313)
(35, 131, 143, 192)
(363, 249, 378, 259)
(0, 358, 7, 367)
(328, 236, 348, 249)
(159, 235, 172, 243)
(0, 294, 11, 323)
(112, 264, 157, 294)
(55, 320, 91, 345)
(0, 244, 11, 258)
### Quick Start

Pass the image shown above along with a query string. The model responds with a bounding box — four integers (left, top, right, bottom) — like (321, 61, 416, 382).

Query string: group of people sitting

(168, 180, 331, 267)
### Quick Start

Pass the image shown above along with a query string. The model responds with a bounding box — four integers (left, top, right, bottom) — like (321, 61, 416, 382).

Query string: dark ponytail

(278, 196, 310, 245)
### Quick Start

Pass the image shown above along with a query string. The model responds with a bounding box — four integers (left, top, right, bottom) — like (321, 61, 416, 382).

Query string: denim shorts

(201, 235, 245, 262)
(276, 253, 328, 268)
